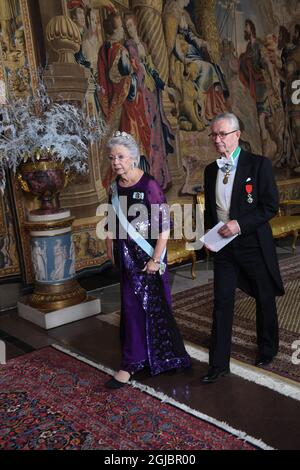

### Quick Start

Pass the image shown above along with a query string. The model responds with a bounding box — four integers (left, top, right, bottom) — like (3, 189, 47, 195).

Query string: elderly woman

(105, 131, 191, 389)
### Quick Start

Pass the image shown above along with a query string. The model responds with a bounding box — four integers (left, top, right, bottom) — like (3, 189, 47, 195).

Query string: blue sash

(111, 181, 166, 274)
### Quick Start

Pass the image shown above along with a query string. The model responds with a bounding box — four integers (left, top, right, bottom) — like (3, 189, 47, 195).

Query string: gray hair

(106, 132, 140, 167)
(211, 112, 240, 131)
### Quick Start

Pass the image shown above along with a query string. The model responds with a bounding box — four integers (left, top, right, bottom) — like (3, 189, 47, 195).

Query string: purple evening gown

(111, 173, 191, 375)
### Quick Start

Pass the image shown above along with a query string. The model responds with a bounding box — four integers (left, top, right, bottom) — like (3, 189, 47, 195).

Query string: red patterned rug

(173, 255, 300, 383)
(0, 347, 255, 450)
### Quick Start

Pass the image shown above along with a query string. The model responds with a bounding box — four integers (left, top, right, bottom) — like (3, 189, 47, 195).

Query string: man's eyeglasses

(208, 130, 239, 140)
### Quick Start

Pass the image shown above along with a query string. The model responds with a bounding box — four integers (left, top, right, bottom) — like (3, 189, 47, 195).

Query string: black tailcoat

(204, 149, 284, 297)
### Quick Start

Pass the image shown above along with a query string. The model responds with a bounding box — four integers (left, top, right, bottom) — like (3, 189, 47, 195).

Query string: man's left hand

(218, 220, 240, 238)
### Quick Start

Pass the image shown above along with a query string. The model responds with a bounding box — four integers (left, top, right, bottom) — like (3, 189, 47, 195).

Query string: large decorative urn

(17, 156, 69, 215)
(46, 15, 81, 64)
(16, 151, 101, 328)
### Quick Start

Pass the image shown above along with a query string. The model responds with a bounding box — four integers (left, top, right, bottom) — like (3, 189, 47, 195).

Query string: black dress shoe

(104, 377, 130, 389)
(255, 355, 274, 367)
(202, 366, 230, 384)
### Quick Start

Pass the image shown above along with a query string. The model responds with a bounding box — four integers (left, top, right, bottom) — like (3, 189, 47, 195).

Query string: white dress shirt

(216, 148, 240, 224)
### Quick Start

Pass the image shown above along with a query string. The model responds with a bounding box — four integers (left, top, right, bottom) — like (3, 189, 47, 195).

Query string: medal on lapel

(245, 183, 253, 203)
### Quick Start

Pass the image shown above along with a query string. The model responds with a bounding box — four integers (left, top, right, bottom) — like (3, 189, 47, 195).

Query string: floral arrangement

(0, 77, 105, 192)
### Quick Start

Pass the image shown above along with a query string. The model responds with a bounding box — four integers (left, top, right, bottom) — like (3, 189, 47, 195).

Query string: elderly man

(202, 112, 284, 383)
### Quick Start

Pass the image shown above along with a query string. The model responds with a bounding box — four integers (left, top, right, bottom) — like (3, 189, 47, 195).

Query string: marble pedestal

(18, 296, 101, 330)
(18, 210, 101, 329)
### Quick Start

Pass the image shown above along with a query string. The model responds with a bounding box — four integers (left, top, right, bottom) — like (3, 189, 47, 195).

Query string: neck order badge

(223, 166, 231, 184)
(218, 146, 241, 184)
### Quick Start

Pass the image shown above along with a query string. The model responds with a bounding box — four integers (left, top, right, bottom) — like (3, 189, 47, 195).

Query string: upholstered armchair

(270, 200, 300, 253)
(167, 237, 197, 279)
(167, 193, 206, 279)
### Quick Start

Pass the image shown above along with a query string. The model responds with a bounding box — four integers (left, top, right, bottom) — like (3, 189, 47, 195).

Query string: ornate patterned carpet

(172, 255, 300, 383)
(0, 347, 255, 450)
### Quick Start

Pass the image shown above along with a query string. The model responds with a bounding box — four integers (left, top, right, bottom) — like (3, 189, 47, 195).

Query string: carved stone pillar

(194, 0, 220, 63)
(131, 0, 169, 84)
(131, 1, 185, 182)
(43, 15, 89, 103)
(43, 14, 106, 214)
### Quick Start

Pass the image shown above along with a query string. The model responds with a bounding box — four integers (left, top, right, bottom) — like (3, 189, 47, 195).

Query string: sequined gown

(111, 173, 191, 375)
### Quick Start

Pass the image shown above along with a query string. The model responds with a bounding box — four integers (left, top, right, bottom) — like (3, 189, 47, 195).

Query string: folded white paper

(200, 221, 238, 252)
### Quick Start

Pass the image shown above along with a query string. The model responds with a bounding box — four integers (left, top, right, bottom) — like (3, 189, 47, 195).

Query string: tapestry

(0, 0, 32, 281)
(1, 0, 300, 281)
(72, 219, 107, 272)
(0, 346, 255, 450)
(62, 0, 300, 195)
(0, 191, 20, 279)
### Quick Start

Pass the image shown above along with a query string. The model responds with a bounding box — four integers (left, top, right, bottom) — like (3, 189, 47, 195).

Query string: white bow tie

(216, 156, 234, 170)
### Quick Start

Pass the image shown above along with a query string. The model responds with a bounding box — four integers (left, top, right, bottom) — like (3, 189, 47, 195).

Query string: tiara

(112, 130, 132, 139)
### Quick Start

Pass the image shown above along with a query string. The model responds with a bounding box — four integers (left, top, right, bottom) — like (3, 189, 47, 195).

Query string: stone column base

(18, 296, 101, 330)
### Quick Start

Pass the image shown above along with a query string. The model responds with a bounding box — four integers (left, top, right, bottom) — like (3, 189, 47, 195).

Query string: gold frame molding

(0, 0, 41, 281)
(19, 0, 39, 90)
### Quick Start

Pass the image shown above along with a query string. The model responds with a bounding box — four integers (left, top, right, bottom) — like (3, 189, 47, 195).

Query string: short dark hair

(279, 25, 290, 43)
(103, 13, 121, 37)
(245, 19, 256, 38)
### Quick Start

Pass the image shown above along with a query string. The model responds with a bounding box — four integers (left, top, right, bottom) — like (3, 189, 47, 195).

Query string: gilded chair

(166, 193, 206, 279)
(167, 237, 197, 279)
(196, 193, 210, 260)
(270, 200, 300, 253)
